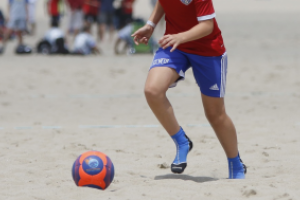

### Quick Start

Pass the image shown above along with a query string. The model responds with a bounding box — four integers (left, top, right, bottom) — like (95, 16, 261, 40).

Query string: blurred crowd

(0, 0, 157, 56)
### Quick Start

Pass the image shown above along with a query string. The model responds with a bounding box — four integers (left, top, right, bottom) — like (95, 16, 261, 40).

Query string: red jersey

(122, 0, 134, 14)
(159, 0, 225, 56)
(67, 0, 84, 10)
(83, 0, 100, 15)
(48, 0, 60, 16)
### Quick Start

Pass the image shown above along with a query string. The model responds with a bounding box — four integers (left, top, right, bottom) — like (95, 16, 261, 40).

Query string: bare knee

(144, 84, 165, 104)
(205, 109, 227, 125)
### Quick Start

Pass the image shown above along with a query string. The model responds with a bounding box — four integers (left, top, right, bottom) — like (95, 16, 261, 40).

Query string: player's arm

(148, 0, 164, 26)
(159, 19, 214, 52)
(131, 0, 164, 45)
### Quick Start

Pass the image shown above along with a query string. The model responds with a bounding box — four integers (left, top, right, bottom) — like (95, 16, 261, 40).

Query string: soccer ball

(72, 151, 115, 190)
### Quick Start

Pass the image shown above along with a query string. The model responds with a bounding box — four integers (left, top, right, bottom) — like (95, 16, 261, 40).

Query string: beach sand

(0, 0, 300, 199)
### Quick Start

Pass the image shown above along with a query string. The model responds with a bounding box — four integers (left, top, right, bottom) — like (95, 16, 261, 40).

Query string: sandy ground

(0, 0, 300, 199)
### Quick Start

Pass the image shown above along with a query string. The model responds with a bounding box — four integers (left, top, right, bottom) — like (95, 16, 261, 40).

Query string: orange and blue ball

(72, 151, 114, 190)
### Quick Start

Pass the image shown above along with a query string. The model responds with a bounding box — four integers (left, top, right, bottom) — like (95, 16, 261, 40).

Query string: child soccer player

(119, 0, 135, 28)
(82, 0, 100, 39)
(98, 0, 115, 41)
(37, 20, 69, 54)
(66, 0, 84, 36)
(47, 0, 62, 26)
(72, 25, 100, 55)
(132, 0, 246, 179)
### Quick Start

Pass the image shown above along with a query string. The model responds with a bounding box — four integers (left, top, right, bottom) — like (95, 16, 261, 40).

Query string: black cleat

(171, 135, 193, 174)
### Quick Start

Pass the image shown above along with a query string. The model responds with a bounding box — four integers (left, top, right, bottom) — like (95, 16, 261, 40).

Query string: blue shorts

(150, 47, 228, 98)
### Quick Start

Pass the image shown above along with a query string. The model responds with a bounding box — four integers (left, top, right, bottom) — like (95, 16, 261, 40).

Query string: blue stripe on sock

(228, 154, 245, 179)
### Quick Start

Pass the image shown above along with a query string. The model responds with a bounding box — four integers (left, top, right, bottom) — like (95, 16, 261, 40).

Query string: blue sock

(171, 127, 189, 165)
(228, 154, 245, 179)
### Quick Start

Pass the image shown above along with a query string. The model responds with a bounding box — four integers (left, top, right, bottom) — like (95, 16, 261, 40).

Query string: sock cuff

(228, 154, 243, 168)
(171, 127, 184, 139)
(227, 154, 239, 162)
(171, 127, 187, 145)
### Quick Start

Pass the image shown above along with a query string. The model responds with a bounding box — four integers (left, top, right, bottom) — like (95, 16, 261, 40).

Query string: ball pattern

(72, 151, 115, 190)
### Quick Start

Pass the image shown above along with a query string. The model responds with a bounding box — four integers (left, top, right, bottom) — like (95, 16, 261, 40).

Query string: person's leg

(201, 95, 238, 158)
(28, 3, 36, 35)
(190, 52, 245, 179)
(30, 23, 36, 35)
(16, 19, 28, 46)
(15, 30, 23, 46)
(109, 25, 114, 41)
(2, 28, 13, 44)
(0, 28, 12, 53)
(99, 24, 105, 41)
(107, 13, 115, 41)
(147, 48, 193, 174)
(144, 67, 180, 136)
(98, 13, 106, 41)
(201, 94, 245, 179)
(145, 63, 193, 174)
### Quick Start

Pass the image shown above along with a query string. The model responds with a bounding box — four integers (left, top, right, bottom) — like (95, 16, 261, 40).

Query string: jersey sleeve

(194, 0, 216, 21)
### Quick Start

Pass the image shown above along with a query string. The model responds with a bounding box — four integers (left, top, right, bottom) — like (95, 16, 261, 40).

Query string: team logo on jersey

(180, 0, 193, 5)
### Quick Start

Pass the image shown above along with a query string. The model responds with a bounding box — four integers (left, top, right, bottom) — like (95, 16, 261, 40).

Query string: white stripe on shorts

(220, 52, 228, 98)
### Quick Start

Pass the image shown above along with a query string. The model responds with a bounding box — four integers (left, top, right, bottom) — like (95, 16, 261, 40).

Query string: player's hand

(131, 24, 154, 45)
(159, 34, 184, 52)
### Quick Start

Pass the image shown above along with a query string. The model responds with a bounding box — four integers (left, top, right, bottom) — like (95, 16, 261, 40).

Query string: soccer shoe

(228, 154, 247, 179)
(171, 135, 193, 174)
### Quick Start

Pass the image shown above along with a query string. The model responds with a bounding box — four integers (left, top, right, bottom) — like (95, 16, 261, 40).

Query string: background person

(0, 0, 31, 54)
(65, 0, 84, 37)
(47, 0, 62, 26)
(119, 0, 135, 29)
(37, 20, 69, 54)
(98, 0, 115, 41)
(82, 0, 100, 39)
(73, 25, 100, 55)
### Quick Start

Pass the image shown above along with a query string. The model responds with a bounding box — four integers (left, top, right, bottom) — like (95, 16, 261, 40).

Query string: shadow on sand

(154, 174, 218, 183)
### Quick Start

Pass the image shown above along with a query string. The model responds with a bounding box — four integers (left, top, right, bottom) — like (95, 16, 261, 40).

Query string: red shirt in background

(83, 0, 100, 15)
(48, 0, 60, 16)
(159, 0, 225, 57)
(67, 0, 84, 10)
(122, 0, 135, 14)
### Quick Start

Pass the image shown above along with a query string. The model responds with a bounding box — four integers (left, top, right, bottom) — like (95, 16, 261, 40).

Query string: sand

(0, 0, 300, 199)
